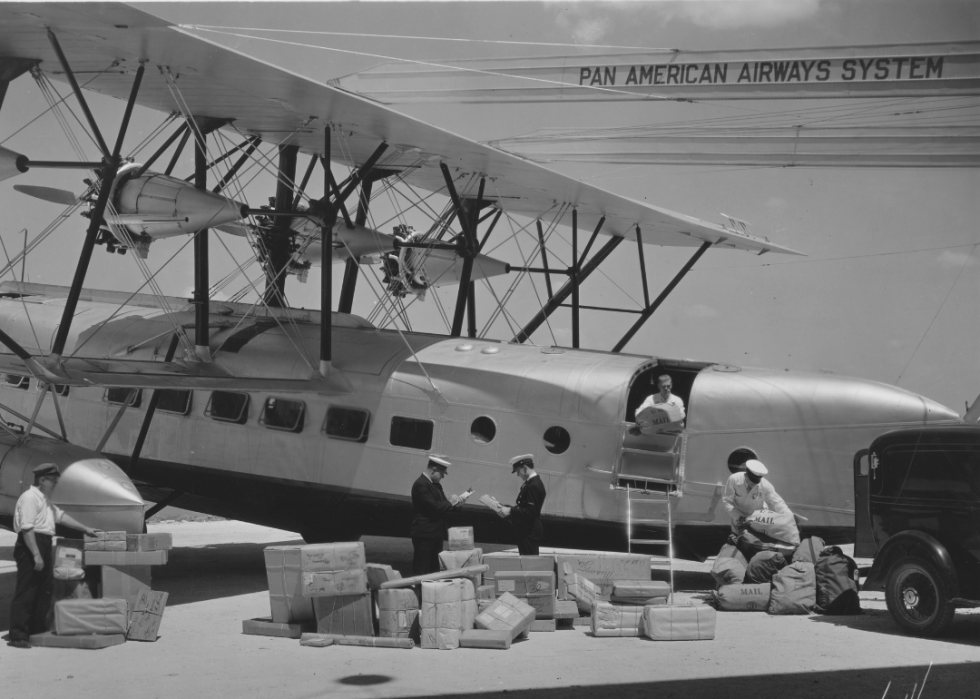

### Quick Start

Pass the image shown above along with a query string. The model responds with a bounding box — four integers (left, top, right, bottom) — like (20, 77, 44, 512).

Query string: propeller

(13, 184, 80, 206)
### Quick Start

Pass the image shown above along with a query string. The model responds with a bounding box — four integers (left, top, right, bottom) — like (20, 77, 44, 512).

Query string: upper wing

(0, 3, 799, 256)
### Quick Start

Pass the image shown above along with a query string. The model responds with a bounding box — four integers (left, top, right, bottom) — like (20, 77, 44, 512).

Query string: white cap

(744, 459, 768, 477)
(509, 454, 535, 472)
(427, 455, 451, 472)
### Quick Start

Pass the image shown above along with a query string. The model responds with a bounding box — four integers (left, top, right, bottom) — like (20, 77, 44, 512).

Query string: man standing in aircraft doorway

(411, 455, 467, 576)
(722, 459, 792, 535)
(497, 454, 547, 555)
(8, 463, 101, 649)
(631, 374, 686, 435)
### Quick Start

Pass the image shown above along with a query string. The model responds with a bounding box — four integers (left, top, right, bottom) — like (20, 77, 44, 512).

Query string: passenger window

(206, 391, 249, 424)
(324, 406, 370, 442)
(105, 388, 142, 408)
(5, 374, 29, 390)
(54, 384, 70, 397)
(544, 425, 570, 454)
(156, 389, 192, 415)
(390, 416, 434, 450)
(471, 416, 496, 445)
(261, 397, 305, 432)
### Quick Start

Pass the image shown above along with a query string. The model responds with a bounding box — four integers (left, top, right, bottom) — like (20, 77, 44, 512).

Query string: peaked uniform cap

(509, 454, 534, 473)
(427, 455, 451, 472)
(744, 459, 768, 477)
(33, 463, 60, 477)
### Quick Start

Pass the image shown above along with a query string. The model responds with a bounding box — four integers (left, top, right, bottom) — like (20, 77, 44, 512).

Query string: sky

(0, 0, 977, 414)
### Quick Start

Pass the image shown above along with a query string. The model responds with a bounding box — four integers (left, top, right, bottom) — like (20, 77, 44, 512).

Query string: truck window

(881, 446, 980, 502)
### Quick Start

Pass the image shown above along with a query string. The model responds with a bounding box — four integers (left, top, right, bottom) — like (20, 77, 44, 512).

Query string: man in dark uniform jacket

(498, 454, 547, 555)
(411, 455, 465, 576)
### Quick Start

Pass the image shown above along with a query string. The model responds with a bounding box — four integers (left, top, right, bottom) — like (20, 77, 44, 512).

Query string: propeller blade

(13, 184, 79, 206)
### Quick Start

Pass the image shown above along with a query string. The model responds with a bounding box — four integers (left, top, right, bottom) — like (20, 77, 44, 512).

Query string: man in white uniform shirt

(722, 459, 792, 535)
(8, 463, 100, 648)
(631, 374, 686, 435)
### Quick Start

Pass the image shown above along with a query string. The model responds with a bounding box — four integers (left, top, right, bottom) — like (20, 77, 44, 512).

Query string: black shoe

(8, 639, 32, 649)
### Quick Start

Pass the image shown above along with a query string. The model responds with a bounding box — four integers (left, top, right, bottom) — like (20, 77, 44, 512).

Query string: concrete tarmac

(2, 521, 979, 699)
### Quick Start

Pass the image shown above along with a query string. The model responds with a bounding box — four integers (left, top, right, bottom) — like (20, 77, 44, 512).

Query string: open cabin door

(614, 426, 684, 493)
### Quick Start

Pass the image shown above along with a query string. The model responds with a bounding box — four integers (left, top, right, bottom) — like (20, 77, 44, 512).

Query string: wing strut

(49, 40, 144, 358)
(612, 240, 713, 353)
(320, 128, 338, 375)
(513, 234, 623, 344)
(440, 163, 484, 337)
(129, 333, 181, 474)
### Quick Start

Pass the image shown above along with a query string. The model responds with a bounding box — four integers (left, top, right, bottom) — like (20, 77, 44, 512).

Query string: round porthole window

(470, 416, 497, 445)
(543, 425, 570, 454)
(727, 448, 758, 474)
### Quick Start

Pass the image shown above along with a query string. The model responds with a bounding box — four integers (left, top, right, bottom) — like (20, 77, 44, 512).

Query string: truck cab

(855, 426, 980, 636)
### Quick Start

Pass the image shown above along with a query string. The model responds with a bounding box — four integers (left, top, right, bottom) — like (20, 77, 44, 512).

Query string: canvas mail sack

(767, 562, 816, 615)
(714, 583, 771, 611)
(745, 510, 800, 545)
(710, 543, 748, 587)
(812, 543, 862, 615)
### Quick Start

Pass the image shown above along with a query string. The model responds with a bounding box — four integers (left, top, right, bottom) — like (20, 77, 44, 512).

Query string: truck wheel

(884, 557, 956, 637)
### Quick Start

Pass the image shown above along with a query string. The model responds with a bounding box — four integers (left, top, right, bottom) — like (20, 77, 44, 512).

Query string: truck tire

(884, 557, 956, 637)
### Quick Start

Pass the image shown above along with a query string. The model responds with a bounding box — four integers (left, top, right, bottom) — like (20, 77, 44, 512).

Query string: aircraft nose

(53, 458, 145, 533)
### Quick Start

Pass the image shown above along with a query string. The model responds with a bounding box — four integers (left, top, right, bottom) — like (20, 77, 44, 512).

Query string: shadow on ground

(808, 606, 980, 647)
(351, 663, 980, 699)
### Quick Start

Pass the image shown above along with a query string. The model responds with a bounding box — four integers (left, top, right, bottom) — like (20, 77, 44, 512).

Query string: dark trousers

(517, 535, 540, 556)
(412, 537, 443, 576)
(10, 531, 53, 641)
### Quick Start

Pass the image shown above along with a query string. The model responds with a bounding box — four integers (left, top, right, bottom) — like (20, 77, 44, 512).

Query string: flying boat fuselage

(0, 286, 961, 557)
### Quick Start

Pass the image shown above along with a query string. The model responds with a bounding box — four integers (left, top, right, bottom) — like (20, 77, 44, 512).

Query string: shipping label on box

(126, 533, 173, 552)
(448, 526, 474, 551)
(264, 546, 314, 624)
(556, 554, 650, 600)
(312, 594, 374, 636)
(85, 550, 168, 566)
(127, 589, 168, 641)
(101, 565, 152, 612)
(299, 542, 365, 572)
(301, 569, 368, 597)
(474, 592, 536, 640)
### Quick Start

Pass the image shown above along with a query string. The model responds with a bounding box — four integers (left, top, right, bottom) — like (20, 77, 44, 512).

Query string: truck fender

(862, 530, 958, 592)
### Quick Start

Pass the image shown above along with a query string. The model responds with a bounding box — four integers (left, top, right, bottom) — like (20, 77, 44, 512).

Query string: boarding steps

(625, 484, 677, 602)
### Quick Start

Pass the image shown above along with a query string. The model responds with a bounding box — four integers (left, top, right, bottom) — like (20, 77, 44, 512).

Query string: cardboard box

(298, 542, 365, 572)
(29, 632, 125, 649)
(84, 531, 106, 542)
(127, 589, 168, 641)
(54, 598, 128, 636)
(494, 571, 554, 597)
(591, 602, 645, 637)
(313, 594, 374, 636)
(474, 592, 536, 641)
(105, 531, 127, 541)
(530, 619, 556, 632)
(420, 579, 465, 650)
(365, 563, 401, 590)
(482, 553, 555, 584)
(101, 565, 152, 612)
(643, 605, 716, 641)
(439, 548, 482, 572)
(242, 617, 315, 639)
(377, 588, 419, 638)
(556, 553, 651, 600)
(612, 580, 671, 598)
(554, 600, 580, 619)
(126, 533, 173, 552)
(477, 584, 496, 601)
(263, 546, 314, 624)
(301, 569, 368, 597)
(84, 550, 168, 566)
(448, 526, 475, 550)
(563, 567, 601, 612)
(84, 541, 106, 551)
(459, 629, 511, 649)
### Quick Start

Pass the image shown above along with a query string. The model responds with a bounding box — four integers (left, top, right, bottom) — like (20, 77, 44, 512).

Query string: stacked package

(474, 591, 536, 641)
(32, 597, 130, 647)
(494, 570, 556, 619)
(591, 602, 645, 637)
(610, 580, 670, 605)
(420, 579, 466, 649)
(448, 526, 475, 550)
(293, 542, 373, 637)
(555, 552, 651, 602)
(482, 553, 555, 587)
(85, 531, 172, 613)
(643, 605, 716, 641)
(439, 548, 483, 585)
(378, 588, 420, 639)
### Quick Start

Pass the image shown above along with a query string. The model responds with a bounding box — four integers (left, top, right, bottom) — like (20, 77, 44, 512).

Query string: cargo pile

(711, 513, 862, 616)
(31, 532, 171, 649)
(247, 526, 717, 649)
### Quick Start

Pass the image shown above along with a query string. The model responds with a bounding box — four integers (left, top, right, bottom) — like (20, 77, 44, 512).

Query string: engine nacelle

(0, 435, 145, 534)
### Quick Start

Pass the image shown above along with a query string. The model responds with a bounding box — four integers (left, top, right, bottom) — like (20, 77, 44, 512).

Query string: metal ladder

(626, 483, 675, 603)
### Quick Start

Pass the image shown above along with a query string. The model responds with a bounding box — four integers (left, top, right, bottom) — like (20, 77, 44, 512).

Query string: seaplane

(0, 3, 964, 560)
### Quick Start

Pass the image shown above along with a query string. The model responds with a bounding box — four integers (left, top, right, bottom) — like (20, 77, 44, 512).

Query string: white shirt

(634, 392, 686, 434)
(722, 472, 791, 522)
(13, 485, 64, 536)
